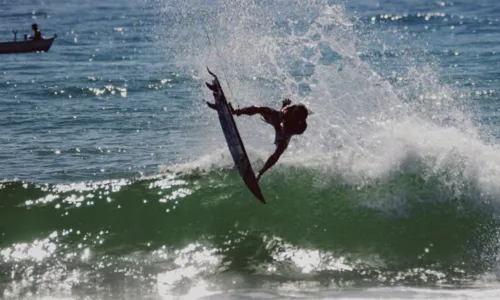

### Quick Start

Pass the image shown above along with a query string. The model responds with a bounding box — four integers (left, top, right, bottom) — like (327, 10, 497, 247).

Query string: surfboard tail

(206, 68, 227, 102)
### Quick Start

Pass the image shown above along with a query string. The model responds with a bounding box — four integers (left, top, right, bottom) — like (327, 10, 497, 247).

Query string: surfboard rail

(205, 68, 266, 204)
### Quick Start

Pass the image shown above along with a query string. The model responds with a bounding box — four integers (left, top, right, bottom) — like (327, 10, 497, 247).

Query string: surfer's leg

(257, 139, 288, 180)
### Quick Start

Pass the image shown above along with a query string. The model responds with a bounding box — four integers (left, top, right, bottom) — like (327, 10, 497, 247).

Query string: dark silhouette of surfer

(206, 80, 309, 181)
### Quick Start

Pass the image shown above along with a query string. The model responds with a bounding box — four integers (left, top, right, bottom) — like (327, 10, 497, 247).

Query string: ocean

(2, 0, 500, 299)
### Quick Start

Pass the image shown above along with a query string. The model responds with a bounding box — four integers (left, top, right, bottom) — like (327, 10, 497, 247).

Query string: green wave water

(2, 161, 498, 298)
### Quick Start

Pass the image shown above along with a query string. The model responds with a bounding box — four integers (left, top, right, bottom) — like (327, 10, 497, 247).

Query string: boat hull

(0, 36, 56, 54)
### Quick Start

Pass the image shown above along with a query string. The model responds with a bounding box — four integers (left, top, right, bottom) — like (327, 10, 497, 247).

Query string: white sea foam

(162, 0, 500, 201)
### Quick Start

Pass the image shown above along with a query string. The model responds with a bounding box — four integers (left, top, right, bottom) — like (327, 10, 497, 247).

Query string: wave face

(1, 161, 499, 298)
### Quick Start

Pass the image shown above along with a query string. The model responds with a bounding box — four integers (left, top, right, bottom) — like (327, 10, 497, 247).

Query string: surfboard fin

(206, 101, 217, 110)
(206, 68, 223, 99)
(205, 82, 216, 91)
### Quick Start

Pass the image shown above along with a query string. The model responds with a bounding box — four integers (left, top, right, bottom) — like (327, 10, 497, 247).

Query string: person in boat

(207, 98, 308, 181)
(31, 23, 42, 40)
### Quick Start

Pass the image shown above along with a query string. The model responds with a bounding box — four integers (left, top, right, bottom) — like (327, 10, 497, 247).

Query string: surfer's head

(32, 23, 38, 30)
(282, 104, 308, 135)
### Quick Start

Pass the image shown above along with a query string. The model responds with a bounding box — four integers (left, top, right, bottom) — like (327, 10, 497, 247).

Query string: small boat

(0, 30, 57, 54)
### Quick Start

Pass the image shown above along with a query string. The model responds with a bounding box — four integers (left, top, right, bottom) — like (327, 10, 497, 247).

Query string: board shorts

(274, 130, 291, 146)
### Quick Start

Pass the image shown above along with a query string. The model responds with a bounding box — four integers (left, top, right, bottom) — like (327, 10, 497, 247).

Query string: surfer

(207, 98, 308, 181)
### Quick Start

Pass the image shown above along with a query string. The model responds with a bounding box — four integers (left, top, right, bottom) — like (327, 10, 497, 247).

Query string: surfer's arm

(233, 106, 276, 118)
(206, 102, 276, 121)
(256, 140, 288, 180)
(233, 99, 290, 115)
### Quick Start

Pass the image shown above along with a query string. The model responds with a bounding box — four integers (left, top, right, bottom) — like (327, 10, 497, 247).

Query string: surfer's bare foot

(206, 101, 217, 110)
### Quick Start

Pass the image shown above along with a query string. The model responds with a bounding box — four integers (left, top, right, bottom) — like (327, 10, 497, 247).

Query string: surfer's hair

(286, 119, 307, 135)
(293, 104, 308, 120)
(284, 104, 308, 135)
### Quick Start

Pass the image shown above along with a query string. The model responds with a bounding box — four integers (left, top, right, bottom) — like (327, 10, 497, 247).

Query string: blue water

(2, 0, 500, 299)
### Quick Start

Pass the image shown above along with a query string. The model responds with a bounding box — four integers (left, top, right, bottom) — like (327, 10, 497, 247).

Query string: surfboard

(205, 68, 266, 204)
